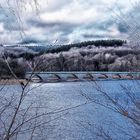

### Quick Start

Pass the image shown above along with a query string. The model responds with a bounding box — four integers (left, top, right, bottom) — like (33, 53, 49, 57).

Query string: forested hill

(0, 40, 126, 59)
(45, 39, 126, 54)
(1, 39, 140, 78)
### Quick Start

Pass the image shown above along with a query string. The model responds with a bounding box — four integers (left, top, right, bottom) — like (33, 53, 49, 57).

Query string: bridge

(25, 71, 140, 83)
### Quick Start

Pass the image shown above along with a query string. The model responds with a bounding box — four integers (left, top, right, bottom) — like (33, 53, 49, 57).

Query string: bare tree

(112, 1, 140, 47)
(78, 80, 140, 140)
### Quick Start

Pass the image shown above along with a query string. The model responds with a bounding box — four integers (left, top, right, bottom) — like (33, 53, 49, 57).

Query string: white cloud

(0, 23, 4, 32)
(0, 0, 138, 44)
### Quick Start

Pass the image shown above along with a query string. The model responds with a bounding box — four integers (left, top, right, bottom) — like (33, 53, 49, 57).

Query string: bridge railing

(26, 71, 140, 75)
(25, 71, 140, 82)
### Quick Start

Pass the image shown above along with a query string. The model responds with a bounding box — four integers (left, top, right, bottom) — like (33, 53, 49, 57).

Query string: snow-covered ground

(0, 80, 140, 140)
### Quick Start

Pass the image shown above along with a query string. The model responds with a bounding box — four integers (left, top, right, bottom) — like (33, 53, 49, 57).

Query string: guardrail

(26, 71, 140, 82)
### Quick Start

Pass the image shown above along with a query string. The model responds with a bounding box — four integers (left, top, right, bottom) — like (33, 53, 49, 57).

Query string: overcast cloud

(0, 0, 139, 44)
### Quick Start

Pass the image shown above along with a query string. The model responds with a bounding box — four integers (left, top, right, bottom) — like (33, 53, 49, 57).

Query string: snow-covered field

(0, 80, 140, 140)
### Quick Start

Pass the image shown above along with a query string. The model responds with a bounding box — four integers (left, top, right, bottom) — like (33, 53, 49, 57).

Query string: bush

(0, 59, 26, 79)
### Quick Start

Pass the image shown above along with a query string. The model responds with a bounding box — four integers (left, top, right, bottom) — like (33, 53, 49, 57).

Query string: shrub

(0, 59, 26, 79)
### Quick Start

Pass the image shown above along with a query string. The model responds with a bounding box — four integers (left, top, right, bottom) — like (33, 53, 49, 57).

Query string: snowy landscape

(1, 40, 140, 79)
(0, 0, 140, 140)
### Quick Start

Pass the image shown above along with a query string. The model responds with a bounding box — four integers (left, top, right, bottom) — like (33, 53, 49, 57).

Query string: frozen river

(0, 80, 140, 140)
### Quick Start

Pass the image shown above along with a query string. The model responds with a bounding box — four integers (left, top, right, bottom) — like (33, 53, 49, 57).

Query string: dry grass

(0, 79, 28, 85)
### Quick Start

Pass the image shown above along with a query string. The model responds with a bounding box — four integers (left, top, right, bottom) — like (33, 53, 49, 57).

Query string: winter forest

(0, 0, 140, 140)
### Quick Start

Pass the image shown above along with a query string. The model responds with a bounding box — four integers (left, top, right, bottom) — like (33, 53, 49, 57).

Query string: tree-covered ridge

(0, 40, 126, 59)
(46, 39, 126, 54)
(1, 39, 140, 78)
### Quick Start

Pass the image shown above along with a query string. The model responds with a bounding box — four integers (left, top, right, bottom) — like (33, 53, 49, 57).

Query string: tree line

(45, 39, 127, 54)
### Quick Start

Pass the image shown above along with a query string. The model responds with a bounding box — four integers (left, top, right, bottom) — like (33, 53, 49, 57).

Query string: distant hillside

(34, 44, 140, 72)
(45, 40, 126, 54)
(0, 40, 126, 59)
(0, 39, 140, 77)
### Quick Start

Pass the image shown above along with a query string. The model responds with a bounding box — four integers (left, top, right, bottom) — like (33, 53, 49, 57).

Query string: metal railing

(26, 71, 140, 82)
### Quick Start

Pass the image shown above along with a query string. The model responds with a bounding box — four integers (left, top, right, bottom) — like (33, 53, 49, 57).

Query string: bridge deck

(26, 71, 140, 74)
(26, 71, 140, 82)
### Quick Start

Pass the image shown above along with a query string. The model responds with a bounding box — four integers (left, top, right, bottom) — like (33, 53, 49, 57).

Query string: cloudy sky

(0, 0, 139, 44)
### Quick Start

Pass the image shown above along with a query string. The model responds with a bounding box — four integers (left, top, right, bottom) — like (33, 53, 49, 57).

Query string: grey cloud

(83, 34, 107, 39)
(0, 8, 24, 32)
(46, 0, 72, 12)
(85, 20, 114, 31)
(28, 19, 78, 30)
(117, 23, 128, 33)
(0, 0, 134, 44)
(28, 19, 79, 41)
(115, 4, 140, 34)
(19, 37, 43, 44)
